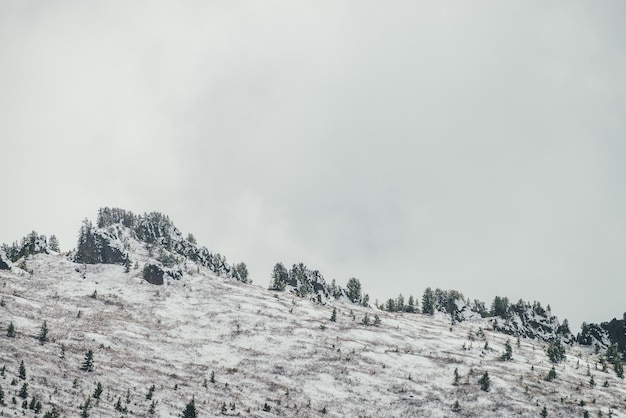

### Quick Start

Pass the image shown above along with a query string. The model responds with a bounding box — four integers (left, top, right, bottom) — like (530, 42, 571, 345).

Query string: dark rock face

(0, 250, 11, 270)
(142, 262, 183, 285)
(143, 263, 165, 285)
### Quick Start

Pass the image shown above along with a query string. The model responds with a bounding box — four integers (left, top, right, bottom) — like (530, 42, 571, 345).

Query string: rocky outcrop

(142, 261, 183, 285)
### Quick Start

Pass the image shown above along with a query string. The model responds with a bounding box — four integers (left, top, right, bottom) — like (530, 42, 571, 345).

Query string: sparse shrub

(362, 313, 370, 326)
(479, 371, 490, 392)
(43, 406, 61, 418)
(7, 321, 16, 337)
(221, 401, 227, 414)
(452, 400, 460, 412)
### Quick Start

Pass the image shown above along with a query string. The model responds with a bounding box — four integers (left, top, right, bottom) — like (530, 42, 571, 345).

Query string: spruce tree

(7, 321, 15, 338)
(18, 360, 26, 380)
(406, 295, 416, 313)
(545, 366, 557, 381)
(0, 383, 5, 406)
(453, 368, 460, 386)
(615, 361, 624, 379)
(182, 396, 197, 418)
(93, 382, 103, 399)
(422, 287, 435, 314)
(330, 307, 337, 322)
(269, 263, 288, 291)
(18, 382, 28, 399)
(48, 235, 60, 252)
(38, 321, 49, 345)
(501, 340, 512, 361)
(346, 278, 362, 304)
(81, 350, 94, 372)
(479, 371, 490, 392)
(546, 340, 566, 363)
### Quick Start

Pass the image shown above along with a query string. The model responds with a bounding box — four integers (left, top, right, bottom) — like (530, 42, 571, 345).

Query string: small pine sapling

(540, 406, 548, 417)
(146, 384, 155, 400)
(93, 382, 103, 399)
(18, 360, 26, 380)
(38, 320, 49, 344)
(182, 396, 197, 418)
(7, 322, 15, 338)
(81, 350, 94, 372)
(453, 368, 460, 386)
(545, 366, 557, 382)
(479, 371, 490, 392)
(452, 400, 460, 412)
(330, 307, 337, 322)
(18, 382, 28, 399)
(501, 340, 512, 361)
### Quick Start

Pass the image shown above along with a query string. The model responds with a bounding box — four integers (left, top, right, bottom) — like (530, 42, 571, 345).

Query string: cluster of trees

(1, 231, 59, 262)
(378, 294, 419, 313)
(269, 262, 368, 306)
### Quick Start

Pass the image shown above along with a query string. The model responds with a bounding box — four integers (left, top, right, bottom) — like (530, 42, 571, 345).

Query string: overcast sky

(1, 1, 625, 330)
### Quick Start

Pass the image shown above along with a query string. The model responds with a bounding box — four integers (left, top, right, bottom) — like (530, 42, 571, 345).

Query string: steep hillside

(0, 209, 625, 417)
(1, 252, 625, 417)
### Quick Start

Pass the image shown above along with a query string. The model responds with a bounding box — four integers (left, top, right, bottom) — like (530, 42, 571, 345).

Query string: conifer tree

(38, 321, 49, 345)
(93, 382, 103, 399)
(540, 406, 547, 417)
(422, 287, 435, 314)
(7, 321, 15, 338)
(330, 307, 337, 322)
(453, 368, 460, 386)
(501, 340, 512, 361)
(615, 360, 624, 379)
(373, 314, 381, 326)
(81, 350, 94, 372)
(269, 263, 288, 291)
(346, 278, 362, 304)
(182, 396, 197, 418)
(0, 383, 5, 406)
(43, 406, 61, 418)
(406, 295, 416, 313)
(18, 382, 28, 399)
(479, 371, 490, 392)
(49, 235, 60, 252)
(18, 360, 26, 380)
(545, 366, 557, 381)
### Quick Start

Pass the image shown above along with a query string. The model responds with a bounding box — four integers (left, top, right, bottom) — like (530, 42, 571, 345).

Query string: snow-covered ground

(1, 252, 625, 417)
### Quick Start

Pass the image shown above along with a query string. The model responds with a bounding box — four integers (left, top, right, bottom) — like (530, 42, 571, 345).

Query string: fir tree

(395, 294, 405, 312)
(346, 278, 362, 304)
(146, 384, 155, 400)
(93, 382, 103, 399)
(0, 384, 5, 406)
(452, 400, 460, 412)
(18, 382, 28, 399)
(7, 321, 15, 338)
(422, 287, 435, 315)
(269, 263, 288, 291)
(182, 396, 197, 418)
(546, 340, 566, 363)
(210, 370, 216, 383)
(479, 371, 490, 392)
(501, 340, 512, 361)
(38, 320, 49, 345)
(48, 235, 60, 252)
(81, 350, 94, 372)
(330, 307, 337, 322)
(80, 396, 91, 418)
(405, 295, 416, 313)
(615, 361, 624, 379)
(18, 360, 26, 380)
(453, 368, 460, 386)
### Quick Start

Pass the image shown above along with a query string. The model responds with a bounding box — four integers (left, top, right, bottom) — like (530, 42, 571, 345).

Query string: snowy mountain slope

(1, 250, 625, 417)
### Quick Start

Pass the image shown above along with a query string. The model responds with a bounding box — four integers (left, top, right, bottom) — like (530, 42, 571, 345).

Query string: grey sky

(1, 1, 625, 330)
